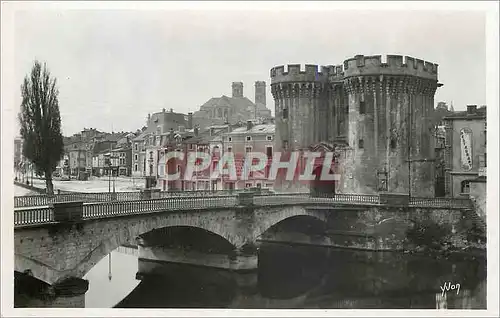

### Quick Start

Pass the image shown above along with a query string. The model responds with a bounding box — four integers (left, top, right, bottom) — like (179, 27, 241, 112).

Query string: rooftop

(443, 106, 486, 120)
(226, 123, 275, 135)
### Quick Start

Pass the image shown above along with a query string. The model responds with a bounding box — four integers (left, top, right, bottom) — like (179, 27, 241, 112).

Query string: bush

(406, 219, 451, 251)
(466, 222, 486, 244)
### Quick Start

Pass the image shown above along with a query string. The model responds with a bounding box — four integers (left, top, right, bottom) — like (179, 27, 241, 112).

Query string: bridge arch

(15, 210, 243, 285)
(252, 206, 328, 242)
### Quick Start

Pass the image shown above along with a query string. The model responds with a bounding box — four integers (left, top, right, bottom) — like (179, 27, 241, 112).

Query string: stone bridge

(14, 191, 477, 302)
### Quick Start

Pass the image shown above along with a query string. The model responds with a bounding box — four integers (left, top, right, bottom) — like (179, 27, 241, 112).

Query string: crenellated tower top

(342, 55, 438, 80)
(270, 64, 330, 84)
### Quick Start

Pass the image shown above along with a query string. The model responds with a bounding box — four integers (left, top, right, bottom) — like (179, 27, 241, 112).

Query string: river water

(79, 243, 486, 309)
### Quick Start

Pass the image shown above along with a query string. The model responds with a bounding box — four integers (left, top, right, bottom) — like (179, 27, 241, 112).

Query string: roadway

(26, 177, 144, 193)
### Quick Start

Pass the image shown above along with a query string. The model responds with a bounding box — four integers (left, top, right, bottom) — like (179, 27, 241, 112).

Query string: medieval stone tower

(232, 82, 244, 98)
(270, 54, 441, 197)
(255, 81, 267, 106)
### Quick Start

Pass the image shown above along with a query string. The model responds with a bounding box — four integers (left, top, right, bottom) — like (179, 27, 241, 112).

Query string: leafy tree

(18, 61, 64, 195)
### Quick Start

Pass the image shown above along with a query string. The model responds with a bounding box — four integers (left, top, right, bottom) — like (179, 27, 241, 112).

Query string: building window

(134, 164, 138, 171)
(480, 153, 487, 168)
(283, 140, 289, 150)
(266, 146, 273, 158)
(282, 108, 289, 119)
(359, 101, 366, 114)
(228, 137, 232, 142)
(246, 136, 252, 142)
(227, 146, 232, 152)
(359, 139, 364, 149)
(390, 138, 397, 150)
(461, 180, 470, 194)
(283, 108, 289, 119)
(135, 143, 138, 151)
(245, 146, 252, 153)
(245, 183, 252, 188)
(266, 136, 273, 141)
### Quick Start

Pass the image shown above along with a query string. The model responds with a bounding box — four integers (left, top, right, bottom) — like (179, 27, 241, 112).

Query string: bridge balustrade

(409, 197, 474, 209)
(82, 195, 239, 219)
(14, 189, 273, 208)
(13, 192, 474, 227)
(14, 206, 54, 226)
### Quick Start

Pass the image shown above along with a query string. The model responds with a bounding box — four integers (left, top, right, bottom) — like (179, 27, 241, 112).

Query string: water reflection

(16, 243, 486, 309)
(83, 243, 486, 309)
(83, 247, 139, 308)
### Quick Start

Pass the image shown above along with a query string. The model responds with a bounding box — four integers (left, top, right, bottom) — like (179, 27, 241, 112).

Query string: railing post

(52, 201, 84, 223)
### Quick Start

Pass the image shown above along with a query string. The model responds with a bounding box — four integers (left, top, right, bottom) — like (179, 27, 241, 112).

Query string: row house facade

(132, 108, 189, 180)
(443, 105, 487, 198)
(158, 125, 229, 191)
(91, 135, 134, 177)
(65, 142, 90, 179)
(92, 151, 109, 177)
(154, 121, 276, 191)
(220, 120, 275, 190)
(110, 145, 133, 176)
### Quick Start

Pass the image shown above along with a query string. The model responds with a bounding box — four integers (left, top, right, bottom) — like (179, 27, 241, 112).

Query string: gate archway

(309, 142, 337, 197)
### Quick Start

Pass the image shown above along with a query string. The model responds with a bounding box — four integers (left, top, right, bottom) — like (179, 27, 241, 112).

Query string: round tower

(270, 64, 330, 152)
(341, 54, 441, 196)
(270, 64, 330, 192)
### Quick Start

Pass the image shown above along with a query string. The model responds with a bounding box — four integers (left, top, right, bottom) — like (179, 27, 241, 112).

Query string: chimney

(162, 108, 166, 113)
(247, 120, 253, 131)
(255, 81, 266, 106)
(188, 112, 193, 129)
(467, 105, 477, 114)
(147, 113, 151, 125)
(232, 82, 243, 98)
(170, 108, 173, 113)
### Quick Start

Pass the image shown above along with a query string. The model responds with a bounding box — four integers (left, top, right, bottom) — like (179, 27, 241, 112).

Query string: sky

(12, 7, 486, 136)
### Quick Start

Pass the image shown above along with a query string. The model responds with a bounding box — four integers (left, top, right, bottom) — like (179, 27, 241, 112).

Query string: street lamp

(108, 253, 112, 281)
(106, 155, 111, 193)
(112, 154, 116, 193)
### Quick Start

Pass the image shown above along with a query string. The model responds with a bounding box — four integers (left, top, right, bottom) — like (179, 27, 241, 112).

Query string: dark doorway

(310, 165, 335, 197)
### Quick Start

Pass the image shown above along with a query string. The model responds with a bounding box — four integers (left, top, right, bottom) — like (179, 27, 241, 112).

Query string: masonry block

(237, 192, 255, 206)
(52, 201, 83, 223)
(379, 193, 409, 206)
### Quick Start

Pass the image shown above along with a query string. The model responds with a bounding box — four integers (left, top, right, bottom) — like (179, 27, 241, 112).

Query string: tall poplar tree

(18, 61, 64, 195)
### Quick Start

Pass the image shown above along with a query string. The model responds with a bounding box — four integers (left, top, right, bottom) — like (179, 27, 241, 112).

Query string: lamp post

(108, 253, 112, 281)
(113, 155, 116, 194)
(107, 155, 111, 193)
